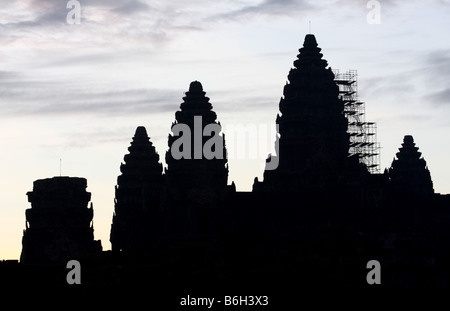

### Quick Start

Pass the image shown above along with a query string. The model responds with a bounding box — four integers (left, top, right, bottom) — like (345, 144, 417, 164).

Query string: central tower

(256, 34, 351, 192)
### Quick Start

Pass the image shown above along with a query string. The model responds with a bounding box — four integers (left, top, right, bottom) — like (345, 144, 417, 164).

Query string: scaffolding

(333, 69, 380, 174)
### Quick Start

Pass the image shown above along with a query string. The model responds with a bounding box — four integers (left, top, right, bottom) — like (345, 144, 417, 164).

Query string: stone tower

(256, 34, 350, 192)
(110, 126, 163, 252)
(21, 176, 102, 263)
(165, 81, 228, 201)
(164, 81, 228, 236)
(389, 135, 434, 197)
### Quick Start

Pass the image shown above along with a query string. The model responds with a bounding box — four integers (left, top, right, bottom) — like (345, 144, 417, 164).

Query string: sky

(1, 0, 450, 260)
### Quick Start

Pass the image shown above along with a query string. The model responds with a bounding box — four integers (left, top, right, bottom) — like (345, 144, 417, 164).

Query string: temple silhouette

(20, 177, 101, 263)
(9, 34, 450, 293)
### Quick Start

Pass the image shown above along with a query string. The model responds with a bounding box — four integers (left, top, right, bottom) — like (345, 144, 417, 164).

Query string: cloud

(419, 50, 450, 106)
(210, 0, 314, 21)
(50, 125, 170, 150)
(429, 88, 450, 106)
(30, 88, 180, 116)
(0, 0, 199, 47)
(111, 0, 150, 15)
(424, 50, 450, 82)
(0, 71, 181, 117)
(0, 0, 344, 49)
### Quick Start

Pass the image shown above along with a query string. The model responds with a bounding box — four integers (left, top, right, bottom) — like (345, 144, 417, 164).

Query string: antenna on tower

(59, 158, 62, 176)
(309, 21, 312, 34)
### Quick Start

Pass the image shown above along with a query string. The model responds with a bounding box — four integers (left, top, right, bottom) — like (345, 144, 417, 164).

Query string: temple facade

(17, 33, 450, 291)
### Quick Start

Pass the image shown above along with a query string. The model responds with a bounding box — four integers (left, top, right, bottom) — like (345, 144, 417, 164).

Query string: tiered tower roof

(165, 81, 228, 203)
(389, 135, 434, 197)
(110, 126, 163, 252)
(260, 34, 350, 191)
(118, 126, 163, 185)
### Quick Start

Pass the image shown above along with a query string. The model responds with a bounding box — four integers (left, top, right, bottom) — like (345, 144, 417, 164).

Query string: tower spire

(164, 81, 229, 236)
(110, 126, 163, 252)
(389, 135, 434, 197)
(258, 34, 350, 192)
